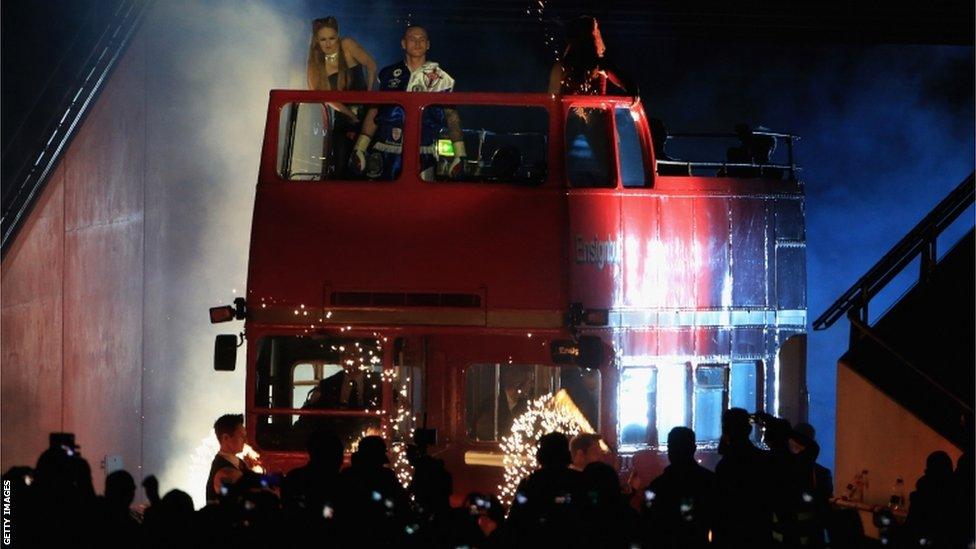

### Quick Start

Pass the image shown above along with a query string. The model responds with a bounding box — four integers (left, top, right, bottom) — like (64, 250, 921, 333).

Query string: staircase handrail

(813, 173, 975, 331)
(1, 0, 153, 258)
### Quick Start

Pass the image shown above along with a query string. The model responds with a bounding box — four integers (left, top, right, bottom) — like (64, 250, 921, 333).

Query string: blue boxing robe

(367, 60, 455, 180)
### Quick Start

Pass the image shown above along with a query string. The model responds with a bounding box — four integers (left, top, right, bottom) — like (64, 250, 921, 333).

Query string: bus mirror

(210, 306, 235, 323)
(578, 335, 605, 368)
(214, 335, 238, 371)
(209, 298, 247, 323)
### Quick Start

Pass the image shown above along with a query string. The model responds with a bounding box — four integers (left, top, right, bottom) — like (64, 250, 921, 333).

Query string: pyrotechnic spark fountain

(331, 331, 417, 489)
(497, 389, 594, 507)
(349, 397, 417, 490)
(528, 0, 559, 61)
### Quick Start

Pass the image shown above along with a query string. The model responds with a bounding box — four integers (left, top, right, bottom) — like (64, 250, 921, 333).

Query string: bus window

(254, 336, 385, 451)
(422, 105, 548, 185)
(615, 107, 648, 188)
(618, 367, 656, 445)
(276, 102, 402, 182)
(693, 365, 729, 443)
(730, 361, 758, 411)
(465, 364, 600, 441)
(620, 362, 735, 448)
(656, 364, 690, 446)
(566, 107, 613, 188)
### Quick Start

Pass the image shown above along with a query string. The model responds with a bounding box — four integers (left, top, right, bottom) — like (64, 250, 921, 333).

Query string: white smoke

(140, 0, 306, 508)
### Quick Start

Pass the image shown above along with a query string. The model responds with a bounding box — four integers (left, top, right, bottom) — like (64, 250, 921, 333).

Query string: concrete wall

(2, 2, 299, 505)
(2, 29, 147, 479)
(1, 166, 65, 469)
(835, 361, 961, 505)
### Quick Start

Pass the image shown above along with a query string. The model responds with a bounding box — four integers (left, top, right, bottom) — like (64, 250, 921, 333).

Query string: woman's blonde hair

(307, 16, 349, 90)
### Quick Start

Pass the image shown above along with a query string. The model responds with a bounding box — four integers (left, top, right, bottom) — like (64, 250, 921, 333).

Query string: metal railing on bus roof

(656, 130, 801, 180)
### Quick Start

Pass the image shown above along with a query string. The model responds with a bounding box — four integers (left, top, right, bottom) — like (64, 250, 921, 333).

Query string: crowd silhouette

(3, 408, 973, 548)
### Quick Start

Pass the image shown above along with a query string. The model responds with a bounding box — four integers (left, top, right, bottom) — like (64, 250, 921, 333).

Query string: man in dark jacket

(505, 432, 586, 547)
(643, 427, 718, 549)
(714, 408, 772, 548)
(205, 414, 249, 504)
(336, 436, 412, 546)
(760, 413, 821, 547)
(281, 429, 343, 515)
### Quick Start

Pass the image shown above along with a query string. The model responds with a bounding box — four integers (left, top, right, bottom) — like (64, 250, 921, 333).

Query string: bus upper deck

(249, 90, 804, 328)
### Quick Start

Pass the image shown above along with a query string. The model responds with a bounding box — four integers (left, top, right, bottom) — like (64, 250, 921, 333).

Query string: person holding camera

(714, 408, 773, 548)
(758, 412, 822, 547)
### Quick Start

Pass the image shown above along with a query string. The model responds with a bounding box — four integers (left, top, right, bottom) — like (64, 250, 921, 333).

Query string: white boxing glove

(447, 140, 467, 178)
(349, 134, 371, 174)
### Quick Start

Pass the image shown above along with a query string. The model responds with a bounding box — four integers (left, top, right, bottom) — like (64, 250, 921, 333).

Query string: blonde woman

(307, 16, 377, 177)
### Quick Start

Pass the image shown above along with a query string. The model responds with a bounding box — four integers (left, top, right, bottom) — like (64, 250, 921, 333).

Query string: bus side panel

(568, 190, 621, 310)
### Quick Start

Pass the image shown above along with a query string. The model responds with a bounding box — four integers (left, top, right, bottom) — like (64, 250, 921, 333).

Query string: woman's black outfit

(327, 64, 367, 179)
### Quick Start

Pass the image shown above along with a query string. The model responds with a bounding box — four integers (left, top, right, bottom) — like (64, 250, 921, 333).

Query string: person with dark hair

(218, 471, 285, 548)
(143, 489, 198, 548)
(315, 367, 382, 410)
(569, 433, 607, 471)
(21, 440, 98, 545)
(295, 367, 382, 445)
(641, 427, 718, 549)
(551, 16, 636, 188)
(758, 413, 821, 547)
(306, 16, 377, 178)
(336, 436, 412, 545)
(281, 429, 343, 517)
(350, 25, 465, 181)
(721, 123, 755, 177)
(902, 450, 957, 547)
(96, 470, 141, 545)
(794, 423, 832, 499)
(581, 461, 641, 548)
(206, 413, 249, 505)
(506, 432, 585, 546)
(714, 408, 773, 548)
(794, 422, 832, 546)
(650, 118, 690, 176)
(721, 123, 782, 179)
(409, 453, 484, 548)
(474, 367, 532, 440)
(547, 16, 637, 96)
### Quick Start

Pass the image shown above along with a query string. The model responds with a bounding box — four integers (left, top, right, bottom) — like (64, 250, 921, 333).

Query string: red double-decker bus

(210, 89, 807, 497)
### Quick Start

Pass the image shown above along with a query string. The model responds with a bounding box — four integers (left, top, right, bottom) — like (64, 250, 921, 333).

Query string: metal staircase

(815, 173, 975, 449)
